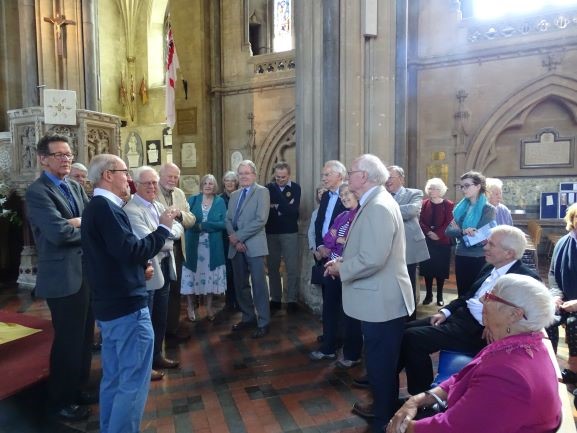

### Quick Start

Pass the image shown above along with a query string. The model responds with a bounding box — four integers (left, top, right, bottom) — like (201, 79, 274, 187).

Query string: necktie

(59, 182, 79, 217)
(232, 188, 247, 230)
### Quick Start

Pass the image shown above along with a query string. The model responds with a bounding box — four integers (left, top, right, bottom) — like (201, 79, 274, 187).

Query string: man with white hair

(156, 162, 196, 342)
(69, 162, 88, 187)
(124, 166, 184, 380)
(82, 154, 176, 433)
(399, 224, 540, 396)
(325, 154, 414, 432)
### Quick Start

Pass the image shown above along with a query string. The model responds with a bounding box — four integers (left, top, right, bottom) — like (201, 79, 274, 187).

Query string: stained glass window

(273, 0, 292, 52)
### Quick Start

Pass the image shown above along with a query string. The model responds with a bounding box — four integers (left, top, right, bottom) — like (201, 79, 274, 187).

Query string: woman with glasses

(181, 174, 227, 321)
(309, 183, 362, 368)
(220, 171, 240, 312)
(446, 171, 496, 297)
(419, 178, 454, 306)
(548, 203, 577, 388)
(387, 274, 561, 433)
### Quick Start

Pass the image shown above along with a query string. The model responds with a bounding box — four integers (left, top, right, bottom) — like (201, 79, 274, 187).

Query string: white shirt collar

(93, 187, 124, 207)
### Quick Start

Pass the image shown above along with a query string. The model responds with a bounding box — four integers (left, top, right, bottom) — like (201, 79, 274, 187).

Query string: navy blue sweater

(265, 181, 301, 234)
(82, 196, 169, 321)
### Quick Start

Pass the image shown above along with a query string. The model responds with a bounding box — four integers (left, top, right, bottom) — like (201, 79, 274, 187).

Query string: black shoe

(352, 375, 370, 388)
(422, 296, 433, 305)
(77, 390, 98, 405)
(232, 320, 256, 331)
(270, 301, 282, 311)
(351, 401, 374, 419)
(252, 326, 269, 339)
(437, 300, 444, 306)
(286, 302, 299, 313)
(54, 404, 91, 422)
(562, 369, 577, 384)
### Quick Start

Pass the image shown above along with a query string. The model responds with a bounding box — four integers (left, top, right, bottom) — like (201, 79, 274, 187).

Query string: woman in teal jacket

(181, 174, 227, 321)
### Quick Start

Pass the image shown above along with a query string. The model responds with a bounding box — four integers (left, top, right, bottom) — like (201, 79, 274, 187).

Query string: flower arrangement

(0, 181, 21, 226)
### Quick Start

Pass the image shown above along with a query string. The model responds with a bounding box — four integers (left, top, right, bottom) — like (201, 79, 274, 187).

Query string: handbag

(310, 262, 324, 285)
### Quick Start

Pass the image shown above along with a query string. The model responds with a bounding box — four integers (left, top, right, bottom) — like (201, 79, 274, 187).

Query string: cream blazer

(340, 186, 415, 322)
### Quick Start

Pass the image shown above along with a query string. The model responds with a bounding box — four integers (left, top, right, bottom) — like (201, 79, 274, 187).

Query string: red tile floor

(0, 260, 573, 433)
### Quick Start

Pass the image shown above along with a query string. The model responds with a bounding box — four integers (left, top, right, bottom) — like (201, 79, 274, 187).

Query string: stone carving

(21, 126, 37, 170)
(87, 127, 111, 162)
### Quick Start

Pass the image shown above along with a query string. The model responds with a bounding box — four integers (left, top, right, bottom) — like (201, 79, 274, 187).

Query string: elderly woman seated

(386, 274, 561, 433)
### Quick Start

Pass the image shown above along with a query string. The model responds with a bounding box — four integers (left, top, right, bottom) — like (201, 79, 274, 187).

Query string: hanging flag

(140, 76, 148, 105)
(165, 23, 180, 128)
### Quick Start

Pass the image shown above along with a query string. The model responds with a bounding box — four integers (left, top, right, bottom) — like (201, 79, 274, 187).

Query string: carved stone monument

(7, 107, 121, 289)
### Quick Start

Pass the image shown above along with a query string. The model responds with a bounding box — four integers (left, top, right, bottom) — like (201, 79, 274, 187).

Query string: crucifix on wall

(44, 13, 76, 57)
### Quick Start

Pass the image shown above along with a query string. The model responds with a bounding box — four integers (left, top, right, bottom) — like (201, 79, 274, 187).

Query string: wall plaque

(521, 128, 574, 168)
(177, 108, 197, 135)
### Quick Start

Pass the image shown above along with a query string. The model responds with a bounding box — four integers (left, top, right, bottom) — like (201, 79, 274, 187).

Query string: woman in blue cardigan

(181, 174, 227, 321)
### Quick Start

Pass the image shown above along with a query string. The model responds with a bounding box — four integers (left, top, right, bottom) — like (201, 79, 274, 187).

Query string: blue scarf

(452, 194, 487, 229)
(553, 232, 577, 301)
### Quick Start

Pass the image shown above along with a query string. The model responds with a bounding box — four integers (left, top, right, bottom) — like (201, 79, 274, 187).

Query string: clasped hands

(324, 258, 341, 279)
(229, 233, 247, 253)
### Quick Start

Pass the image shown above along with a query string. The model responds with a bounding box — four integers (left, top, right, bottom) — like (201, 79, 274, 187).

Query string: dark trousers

(224, 257, 238, 309)
(46, 283, 93, 409)
(166, 241, 183, 336)
(320, 275, 343, 354)
(148, 257, 171, 360)
(399, 312, 485, 395)
(363, 316, 406, 432)
(455, 255, 486, 297)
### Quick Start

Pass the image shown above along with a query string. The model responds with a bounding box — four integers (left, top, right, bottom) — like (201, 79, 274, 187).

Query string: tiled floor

(0, 261, 573, 433)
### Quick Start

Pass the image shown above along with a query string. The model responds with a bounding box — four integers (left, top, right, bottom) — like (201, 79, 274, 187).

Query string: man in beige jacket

(325, 154, 414, 432)
(156, 163, 196, 342)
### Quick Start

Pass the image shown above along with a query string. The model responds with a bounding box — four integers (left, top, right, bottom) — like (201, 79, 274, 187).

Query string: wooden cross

(44, 13, 76, 56)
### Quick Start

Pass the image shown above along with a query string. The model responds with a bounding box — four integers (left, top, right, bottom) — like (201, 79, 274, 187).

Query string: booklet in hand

(462, 220, 498, 247)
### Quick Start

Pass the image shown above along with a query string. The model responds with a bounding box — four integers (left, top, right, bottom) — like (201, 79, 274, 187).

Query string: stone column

(19, 0, 39, 107)
(322, 0, 340, 162)
(82, 0, 99, 111)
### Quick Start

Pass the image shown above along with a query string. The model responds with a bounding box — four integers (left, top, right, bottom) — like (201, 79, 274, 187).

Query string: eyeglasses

(347, 170, 364, 177)
(108, 169, 129, 174)
(137, 180, 158, 187)
(47, 152, 74, 161)
(459, 183, 476, 190)
(482, 291, 527, 320)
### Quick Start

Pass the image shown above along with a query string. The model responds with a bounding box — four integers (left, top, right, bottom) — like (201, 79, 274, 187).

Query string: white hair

(425, 177, 448, 196)
(87, 154, 121, 186)
(492, 274, 555, 331)
(237, 160, 257, 175)
(324, 160, 347, 179)
(490, 225, 527, 259)
(486, 177, 503, 192)
(356, 154, 389, 185)
(71, 162, 88, 173)
(132, 166, 159, 183)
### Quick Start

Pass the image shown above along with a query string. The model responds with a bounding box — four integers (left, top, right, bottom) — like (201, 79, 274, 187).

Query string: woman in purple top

(487, 178, 513, 226)
(309, 183, 362, 368)
(387, 274, 561, 433)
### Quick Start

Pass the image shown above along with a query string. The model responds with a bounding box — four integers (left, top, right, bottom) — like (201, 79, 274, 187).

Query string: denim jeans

(97, 307, 154, 433)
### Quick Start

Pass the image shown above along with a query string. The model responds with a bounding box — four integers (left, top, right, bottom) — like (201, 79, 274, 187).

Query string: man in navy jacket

(82, 154, 176, 433)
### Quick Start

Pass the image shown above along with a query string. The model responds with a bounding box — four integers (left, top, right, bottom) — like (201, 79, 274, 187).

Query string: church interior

(1, 0, 577, 431)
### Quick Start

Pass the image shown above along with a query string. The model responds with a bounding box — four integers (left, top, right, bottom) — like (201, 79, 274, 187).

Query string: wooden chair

(525, 220, 543, 270)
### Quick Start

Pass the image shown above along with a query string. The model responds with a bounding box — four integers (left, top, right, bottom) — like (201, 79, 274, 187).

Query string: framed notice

(540, 192, 559, 219)
(146, 140, 161, 166)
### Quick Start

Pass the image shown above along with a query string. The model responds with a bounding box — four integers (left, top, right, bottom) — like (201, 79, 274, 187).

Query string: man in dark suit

(400, 225, 540, 395)
(265, 162, 301, 313)
(25, 134, 93, 421)
(82, 154, 176, 433)
(310, 160, 347, 360)
(226, 160, 271, 338)
(385, 165, 429, 319)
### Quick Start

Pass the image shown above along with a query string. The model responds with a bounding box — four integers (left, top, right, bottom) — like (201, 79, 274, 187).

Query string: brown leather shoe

(150, 369, 165, 381)
(352, 401, 375, 419)
(153, 356, 180, 369)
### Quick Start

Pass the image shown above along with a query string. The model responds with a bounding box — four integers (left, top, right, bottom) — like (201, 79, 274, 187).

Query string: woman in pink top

(387, 274, 561, 433)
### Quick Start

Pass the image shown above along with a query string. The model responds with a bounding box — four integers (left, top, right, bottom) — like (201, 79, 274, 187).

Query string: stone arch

(254, 109, 296, 184)
(466, 74, 577, 173)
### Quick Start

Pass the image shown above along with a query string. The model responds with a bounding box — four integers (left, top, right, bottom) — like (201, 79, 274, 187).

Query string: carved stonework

(16, 245, 37, 290)
(255, 109, 296, 183)
(87, 127, 112, 162)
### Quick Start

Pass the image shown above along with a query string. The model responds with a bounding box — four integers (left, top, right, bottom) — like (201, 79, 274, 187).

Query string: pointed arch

(254, 109, 296, 183)
(466, 74, 577, 172)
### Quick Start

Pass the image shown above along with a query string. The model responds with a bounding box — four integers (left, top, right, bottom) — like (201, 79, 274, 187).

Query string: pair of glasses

(482, 291, 527, 320)
(137, 181, 158, 187)
(48, 152, 75, 161)
(347, 170, 364, 177)
(108, 169, 129, 174)
(459, 183, 476, 190)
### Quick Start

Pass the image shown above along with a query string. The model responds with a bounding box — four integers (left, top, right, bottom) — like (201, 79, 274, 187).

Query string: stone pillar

(322, 0, 340, 162)
(81, 0, 98, 111)
(19, 0, 39, 107)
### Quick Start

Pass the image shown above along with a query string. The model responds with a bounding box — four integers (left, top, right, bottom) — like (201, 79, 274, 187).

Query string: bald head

(159, 162, 181, 190)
